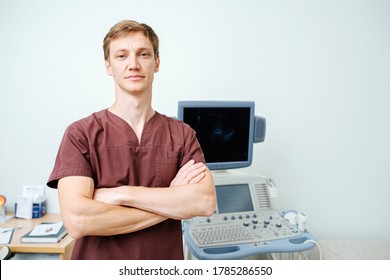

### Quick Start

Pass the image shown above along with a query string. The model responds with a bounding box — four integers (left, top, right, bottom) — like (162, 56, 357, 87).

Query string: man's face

(105, 32, 160, 95)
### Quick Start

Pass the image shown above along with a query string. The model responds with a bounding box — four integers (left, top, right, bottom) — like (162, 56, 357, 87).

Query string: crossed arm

(58, 160, 216, 239)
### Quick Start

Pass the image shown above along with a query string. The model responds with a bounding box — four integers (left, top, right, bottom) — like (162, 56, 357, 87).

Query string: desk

(0, 213, 75, 260)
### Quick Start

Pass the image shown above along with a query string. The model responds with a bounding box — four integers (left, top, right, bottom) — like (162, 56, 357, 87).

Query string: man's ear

(105, 60, 114, 76)
(154, 56, 160, 73)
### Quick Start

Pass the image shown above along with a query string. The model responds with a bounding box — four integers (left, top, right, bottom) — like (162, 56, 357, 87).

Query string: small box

(15, 200, 46, 218)
(15, 186, 47, 219)
(33, 200, 46, 218)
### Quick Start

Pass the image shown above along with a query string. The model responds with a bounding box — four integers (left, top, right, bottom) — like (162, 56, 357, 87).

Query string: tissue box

(15, 200, 46, 218)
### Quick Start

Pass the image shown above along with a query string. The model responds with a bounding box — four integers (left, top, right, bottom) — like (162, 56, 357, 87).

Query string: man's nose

(128, 55, 140, 70)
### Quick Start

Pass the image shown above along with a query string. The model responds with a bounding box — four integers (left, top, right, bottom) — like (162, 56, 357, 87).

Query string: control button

(246, 214, 250, 219)
(238, 215, 243, 219)
(264, 220, 270, 225)
(253, 225, 257, 229)
(269, 216, 273, 220)
(253, 214, 257, 218)
(276, 223, 282, 228)
(253, 234, 264, 239)
(206, 218, 211, 223)
(223, 216, 228, 221)
(231, 216, 235, 220)
(243, 221, 250, 227)
(252, 219, 258, 224)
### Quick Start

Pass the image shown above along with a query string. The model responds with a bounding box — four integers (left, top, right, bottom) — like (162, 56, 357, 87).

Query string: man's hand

(93, 186, 123, 205)
(169, 159, 206, 187)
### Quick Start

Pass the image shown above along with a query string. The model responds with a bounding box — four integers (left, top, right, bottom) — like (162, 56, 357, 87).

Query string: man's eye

(139, 52, 150, 58)
(116, 54, 127, 59)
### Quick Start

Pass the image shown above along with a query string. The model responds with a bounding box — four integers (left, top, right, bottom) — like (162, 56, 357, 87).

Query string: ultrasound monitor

(177, 101, 255, 170)
(216, 184, 254, 214)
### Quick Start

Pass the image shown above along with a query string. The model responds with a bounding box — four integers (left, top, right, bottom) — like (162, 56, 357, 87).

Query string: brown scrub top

(47, 109, 205, 259)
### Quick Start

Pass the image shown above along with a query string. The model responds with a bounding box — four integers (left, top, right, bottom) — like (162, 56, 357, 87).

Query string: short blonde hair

(103, 20, 159, 61)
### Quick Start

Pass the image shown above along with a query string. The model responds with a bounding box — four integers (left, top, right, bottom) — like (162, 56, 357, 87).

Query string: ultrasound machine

(177, 101, 316, 260)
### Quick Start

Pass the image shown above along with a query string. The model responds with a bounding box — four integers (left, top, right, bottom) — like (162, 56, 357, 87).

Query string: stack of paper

(0, 228, 14, 244)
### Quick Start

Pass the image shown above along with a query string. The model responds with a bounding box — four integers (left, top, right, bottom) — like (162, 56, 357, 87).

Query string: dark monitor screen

(177, 101, 254, 170)
(216, 184, 254, 214)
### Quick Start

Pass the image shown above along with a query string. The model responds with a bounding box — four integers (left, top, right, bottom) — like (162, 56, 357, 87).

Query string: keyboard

(191, 225, 254, 246)
(187, 211, 302, 248)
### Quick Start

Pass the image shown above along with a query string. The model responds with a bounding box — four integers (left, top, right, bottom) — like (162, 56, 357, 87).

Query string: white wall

(0, 0, 389, 241)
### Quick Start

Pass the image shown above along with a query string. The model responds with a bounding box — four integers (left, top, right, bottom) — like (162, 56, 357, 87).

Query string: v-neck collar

(105, 109, 159, 145)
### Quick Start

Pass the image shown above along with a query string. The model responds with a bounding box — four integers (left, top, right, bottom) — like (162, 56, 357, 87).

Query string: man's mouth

(126, 75, 145, 80)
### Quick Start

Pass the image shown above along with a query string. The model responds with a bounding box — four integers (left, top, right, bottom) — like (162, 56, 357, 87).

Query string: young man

(47, 20, 216, 260)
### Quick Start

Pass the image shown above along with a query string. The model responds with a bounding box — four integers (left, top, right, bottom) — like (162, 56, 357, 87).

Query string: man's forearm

(58, 176, 168, 239)
(124, 182, 215, 219)
(94, 170, 216, 220)
(93, 160, 216, 220)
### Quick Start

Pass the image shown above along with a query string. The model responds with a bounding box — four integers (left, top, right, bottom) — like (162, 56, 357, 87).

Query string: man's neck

(109, 91, 155, 141)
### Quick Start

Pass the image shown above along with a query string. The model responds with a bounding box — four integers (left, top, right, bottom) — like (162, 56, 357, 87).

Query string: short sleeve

(181, 123, 206, 167)
(47, 123, 94, 188)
